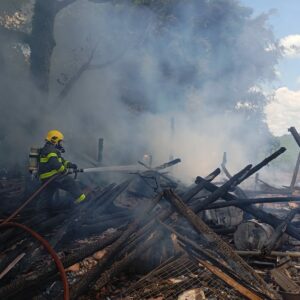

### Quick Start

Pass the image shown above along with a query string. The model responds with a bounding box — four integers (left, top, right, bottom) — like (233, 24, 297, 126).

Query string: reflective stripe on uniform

(39, 169, 58, 179)
(39, 152, 58, 163)
(57, 165, 65, 172)
(63, 160, 69, 167)
(75, 194, 86, 204)
(39, 165, 65, 180)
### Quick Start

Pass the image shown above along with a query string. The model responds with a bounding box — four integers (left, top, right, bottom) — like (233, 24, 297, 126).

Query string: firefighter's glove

(69, 163, 78, 170)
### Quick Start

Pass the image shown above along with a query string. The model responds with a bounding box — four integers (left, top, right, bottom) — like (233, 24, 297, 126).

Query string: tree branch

(87, 53, 126, 70)
(88, 0, 113, 3)
(57, 13, 154, 102)
(58, 58, 92, 99)
(57, 44, 131, 101)
(55, 0, 115, 12)
(58, 41, 100, 100)
(55, 0, 78, 13)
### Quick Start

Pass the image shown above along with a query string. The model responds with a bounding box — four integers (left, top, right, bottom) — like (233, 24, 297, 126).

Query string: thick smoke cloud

(0, 0, 281, 183)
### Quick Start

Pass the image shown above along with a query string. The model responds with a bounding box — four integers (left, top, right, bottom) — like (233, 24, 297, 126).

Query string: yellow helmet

(45, 130, 64, 145)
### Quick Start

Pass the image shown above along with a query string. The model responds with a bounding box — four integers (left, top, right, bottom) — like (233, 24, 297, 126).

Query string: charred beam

(288, 127, 300, 148)
(192, 165, 252, 212)
(197, 178, 300, 240)
(163, 189, 279, 299)
(0, 230, 122, 299)
(67, 193, 163, 299)
(263, 208, 300, 255)
(237, 147, 286, 184)
(203, 196, 300, 210)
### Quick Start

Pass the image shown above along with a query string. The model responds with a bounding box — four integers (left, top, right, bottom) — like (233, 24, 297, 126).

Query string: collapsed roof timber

(2, 132, 300, 299)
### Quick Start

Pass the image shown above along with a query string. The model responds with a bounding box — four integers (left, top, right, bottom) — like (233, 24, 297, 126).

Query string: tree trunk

(29, 0, 57, 93)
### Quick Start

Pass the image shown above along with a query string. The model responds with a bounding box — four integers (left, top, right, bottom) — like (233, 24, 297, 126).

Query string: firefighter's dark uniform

(38, 142, 86, 210)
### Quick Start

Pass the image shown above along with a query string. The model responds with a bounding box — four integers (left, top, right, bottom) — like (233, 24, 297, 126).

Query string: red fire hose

(1, 174, 69, 299)
(0, 222, 69, 300)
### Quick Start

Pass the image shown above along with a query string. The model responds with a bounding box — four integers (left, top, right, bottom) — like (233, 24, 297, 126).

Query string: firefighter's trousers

(37, 175, 84, 212)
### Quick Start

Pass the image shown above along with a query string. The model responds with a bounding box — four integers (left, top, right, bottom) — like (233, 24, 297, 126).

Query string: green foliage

(121, 0, 279, 109)
(0, 0, 33, 32)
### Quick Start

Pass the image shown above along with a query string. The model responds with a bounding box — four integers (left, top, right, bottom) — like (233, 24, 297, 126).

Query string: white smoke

(0, 0, 281, 183)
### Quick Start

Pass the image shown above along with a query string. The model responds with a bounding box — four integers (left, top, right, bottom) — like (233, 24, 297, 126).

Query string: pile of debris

(2, 140, 300, 299)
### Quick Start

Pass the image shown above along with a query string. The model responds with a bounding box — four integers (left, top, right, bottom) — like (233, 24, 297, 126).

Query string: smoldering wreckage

(3, 128, 300, 300)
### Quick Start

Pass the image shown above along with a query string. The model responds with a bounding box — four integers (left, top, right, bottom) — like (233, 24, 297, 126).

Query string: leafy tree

(0, 0, 282, 165)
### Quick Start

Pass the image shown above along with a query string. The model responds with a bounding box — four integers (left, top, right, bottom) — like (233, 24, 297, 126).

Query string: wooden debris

(0, 252, 25, 279)
(163, 189, 280, 299)
(2, 152, 300, 300)
(271, 268, 300, 294)
(65, 263, 80, 273)
(234, 220, 277, 251)
(92, 249, 107, 261)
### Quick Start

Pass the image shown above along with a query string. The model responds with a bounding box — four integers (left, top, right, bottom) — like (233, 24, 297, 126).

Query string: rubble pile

(2, 145, 300, 299)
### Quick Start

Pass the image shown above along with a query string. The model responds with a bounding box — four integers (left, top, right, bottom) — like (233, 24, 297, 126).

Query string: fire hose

(2, 159, 181, 224)
(1, 175, 69, 299)
(1, 174, 59, 224)
(0, 222, 69, 300)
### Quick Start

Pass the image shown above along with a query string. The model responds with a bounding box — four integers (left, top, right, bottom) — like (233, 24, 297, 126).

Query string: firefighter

(38, 130, 86, 210)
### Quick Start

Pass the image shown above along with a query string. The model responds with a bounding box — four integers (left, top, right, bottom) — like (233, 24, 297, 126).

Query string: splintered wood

(1, 153, 300, 299)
